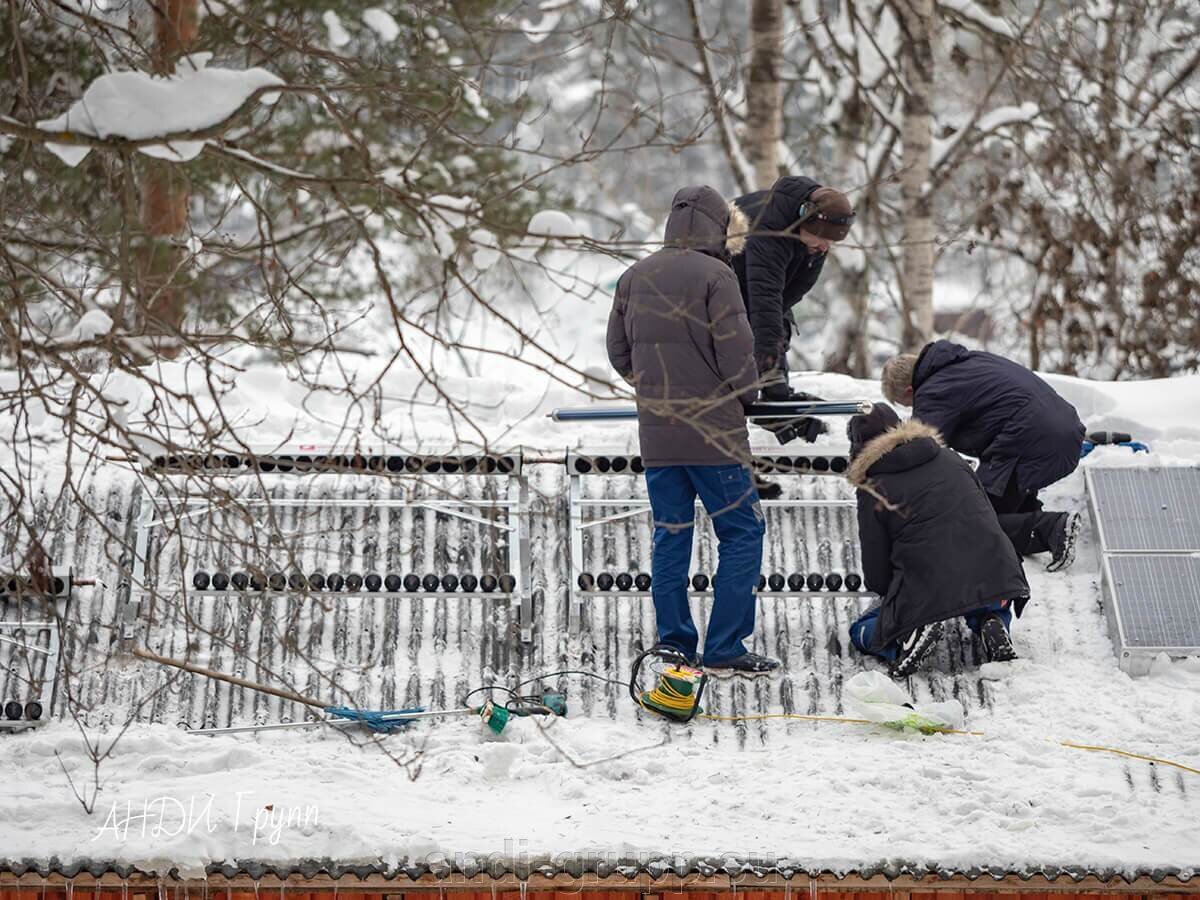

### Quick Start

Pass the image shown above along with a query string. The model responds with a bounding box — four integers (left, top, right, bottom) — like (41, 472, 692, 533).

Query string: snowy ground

(1, 370, 1199, 878)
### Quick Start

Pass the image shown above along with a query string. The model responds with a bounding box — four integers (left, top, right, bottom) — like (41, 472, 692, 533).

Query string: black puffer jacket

(848, 418, 1030, 650)
(731, 175, 827, 381)
(606, 185, 757, 466)
(912, 340, 1085, 496)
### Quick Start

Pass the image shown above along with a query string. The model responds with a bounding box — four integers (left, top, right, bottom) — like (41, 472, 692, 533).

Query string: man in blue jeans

(606, 185, 779, 674)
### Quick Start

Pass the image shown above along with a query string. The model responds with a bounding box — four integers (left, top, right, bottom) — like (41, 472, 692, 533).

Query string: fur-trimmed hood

(725, 201, 748, 256)
(847, 418, 944, 486)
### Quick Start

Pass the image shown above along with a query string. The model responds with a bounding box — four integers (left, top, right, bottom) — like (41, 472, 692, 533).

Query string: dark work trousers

(644, 464, 765, 665)
(988, 472, 1062, 557)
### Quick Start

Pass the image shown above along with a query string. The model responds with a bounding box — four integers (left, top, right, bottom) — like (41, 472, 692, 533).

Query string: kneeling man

(846, 404, 1030, 677)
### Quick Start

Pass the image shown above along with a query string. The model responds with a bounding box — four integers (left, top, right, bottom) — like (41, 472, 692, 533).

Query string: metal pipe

(549, 401, 871, 421)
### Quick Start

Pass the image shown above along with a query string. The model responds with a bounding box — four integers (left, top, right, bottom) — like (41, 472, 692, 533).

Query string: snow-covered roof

(1, 373, 1198, 881)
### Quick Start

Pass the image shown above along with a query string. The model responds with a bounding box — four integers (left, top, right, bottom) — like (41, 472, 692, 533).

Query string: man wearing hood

(606, 185, 779, 675)
(881, 340, 1084, 570)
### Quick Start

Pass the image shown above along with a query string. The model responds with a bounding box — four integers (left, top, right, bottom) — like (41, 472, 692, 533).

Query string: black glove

(754, 473, 783, 500)
(772, 416, 827, 445)
(762, 381, 791, 402)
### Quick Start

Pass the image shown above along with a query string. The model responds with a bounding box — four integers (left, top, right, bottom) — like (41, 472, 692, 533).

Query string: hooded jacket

(731, 175, 827, 381)
(847, 418, 1030, 650)
(606, 185, 757, 466)
(912, 340, 1085, 496)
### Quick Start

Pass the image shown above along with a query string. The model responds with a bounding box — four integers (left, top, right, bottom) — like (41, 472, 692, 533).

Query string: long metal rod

(0, 634, 50, 654)
(550, 401, 872, 421)
(186, 707, 477, 737)
(132, 647, 330, 709)
(576, 590, 875, 599)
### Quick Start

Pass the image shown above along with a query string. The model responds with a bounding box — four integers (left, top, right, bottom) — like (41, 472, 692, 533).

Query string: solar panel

(1086, 465, 1200, 674)
(1106, 555, 1200, 650)
(1087, 466, 1200, 552)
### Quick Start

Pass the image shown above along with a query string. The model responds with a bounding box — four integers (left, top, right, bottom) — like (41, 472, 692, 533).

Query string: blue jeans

(645, 464, 765, 664)
(850, 602, 1013, 662)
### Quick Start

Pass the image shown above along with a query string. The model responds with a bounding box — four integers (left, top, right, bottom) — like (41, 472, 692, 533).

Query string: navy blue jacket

(731, 176, 826, 379)
(912, 340, 1085, 496)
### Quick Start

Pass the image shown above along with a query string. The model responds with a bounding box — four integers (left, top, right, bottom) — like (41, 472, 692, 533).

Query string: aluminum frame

(1084, 465, 1200, 675)
(566, 457, 873, 633)
(126, 471, 534, 647)
(0, 568, 69, 731)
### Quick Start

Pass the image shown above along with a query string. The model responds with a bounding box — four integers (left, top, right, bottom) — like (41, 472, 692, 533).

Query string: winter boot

(704, 651, 781, 677)
(1046, 512, 1081, 572)
(888, 621, 944, 679)
(979, 614, 1018, 662)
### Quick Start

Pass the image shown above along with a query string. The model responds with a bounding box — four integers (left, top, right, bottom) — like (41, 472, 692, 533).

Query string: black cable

(459, 668, 631, 710)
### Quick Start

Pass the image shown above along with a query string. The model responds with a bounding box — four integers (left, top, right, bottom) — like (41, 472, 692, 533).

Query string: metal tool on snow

(549, 400, 872, 422)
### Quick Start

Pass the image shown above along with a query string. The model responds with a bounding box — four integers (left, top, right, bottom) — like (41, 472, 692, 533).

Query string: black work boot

(888, 621, 944, 679)
(1046, 512, 1081, 572)
(979, 614, 1018, 662)
(703, 652, 782, 677)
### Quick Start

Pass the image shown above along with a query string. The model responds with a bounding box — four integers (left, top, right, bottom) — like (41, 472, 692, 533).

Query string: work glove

(754, 473, 783, 501)
(752, 387, 829, 444)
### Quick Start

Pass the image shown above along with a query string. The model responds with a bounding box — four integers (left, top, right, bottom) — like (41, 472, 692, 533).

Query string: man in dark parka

(731, 175, 855, 397)
(882, 340, 1084, 570)
(846, 404, 1031, 678)
(606, 185, 779, 675)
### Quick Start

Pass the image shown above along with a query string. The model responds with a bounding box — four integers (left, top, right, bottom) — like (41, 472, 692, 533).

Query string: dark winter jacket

(848, 418, 1030, 650)
(912, 340, 1086, 496)
(606, 185, 758, 466)
(731, 175, 827, 382)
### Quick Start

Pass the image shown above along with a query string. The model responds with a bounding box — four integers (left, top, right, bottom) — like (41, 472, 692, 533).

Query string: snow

(69, 309, 113, 342)
(361, 8, 400, 42)
(2, 363, 1200, 875)
(527, 209, 577, 240)
(36, 54, 283, 167)
(932, 103, 1040, 170)
(521, 2, 564, 44)
(938, 0, 1018, 39)
(322, 10, 352, 48)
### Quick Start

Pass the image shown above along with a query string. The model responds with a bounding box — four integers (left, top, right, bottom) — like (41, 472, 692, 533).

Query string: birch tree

(745, 0, 785, 189)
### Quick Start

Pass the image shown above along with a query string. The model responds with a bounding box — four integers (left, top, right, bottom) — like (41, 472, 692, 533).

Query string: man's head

(881, 353, 919, 407)
(798, 186, 854, 254)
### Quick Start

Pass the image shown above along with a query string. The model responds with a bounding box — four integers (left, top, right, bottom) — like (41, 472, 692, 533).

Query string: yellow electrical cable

(699, 711, 984, 736)
(635, 665, 1200, 778)
(1059, 740, 1200, 776)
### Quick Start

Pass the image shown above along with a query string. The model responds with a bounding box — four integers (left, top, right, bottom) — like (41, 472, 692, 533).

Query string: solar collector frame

(1085, 465, 1200, 675)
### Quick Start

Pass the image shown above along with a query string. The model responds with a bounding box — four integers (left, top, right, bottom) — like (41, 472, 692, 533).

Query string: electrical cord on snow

(458, 663, 1200, 778)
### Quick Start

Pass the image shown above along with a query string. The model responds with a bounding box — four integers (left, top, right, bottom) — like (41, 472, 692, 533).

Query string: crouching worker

(882, 341, 1084, 570)
(845, 404, 1030, 678)
(606, 185, 779, 675)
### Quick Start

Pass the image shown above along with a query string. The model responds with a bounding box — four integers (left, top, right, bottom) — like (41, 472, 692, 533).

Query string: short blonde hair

(881, 354, 918, 403)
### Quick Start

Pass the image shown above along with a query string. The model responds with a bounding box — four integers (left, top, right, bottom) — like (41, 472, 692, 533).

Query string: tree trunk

(823, 91, 872, 377)
(137, 0, 198, 349)
(745, 0, 783, 189)
(897, 0, 935, 350)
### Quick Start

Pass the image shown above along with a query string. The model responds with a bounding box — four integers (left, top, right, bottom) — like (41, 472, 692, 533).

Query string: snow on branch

(685, 0, 754, 195)
(932, 101, 1039, 173)
(29, 53, 283, 166)
(936, 0, 1018, 40)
